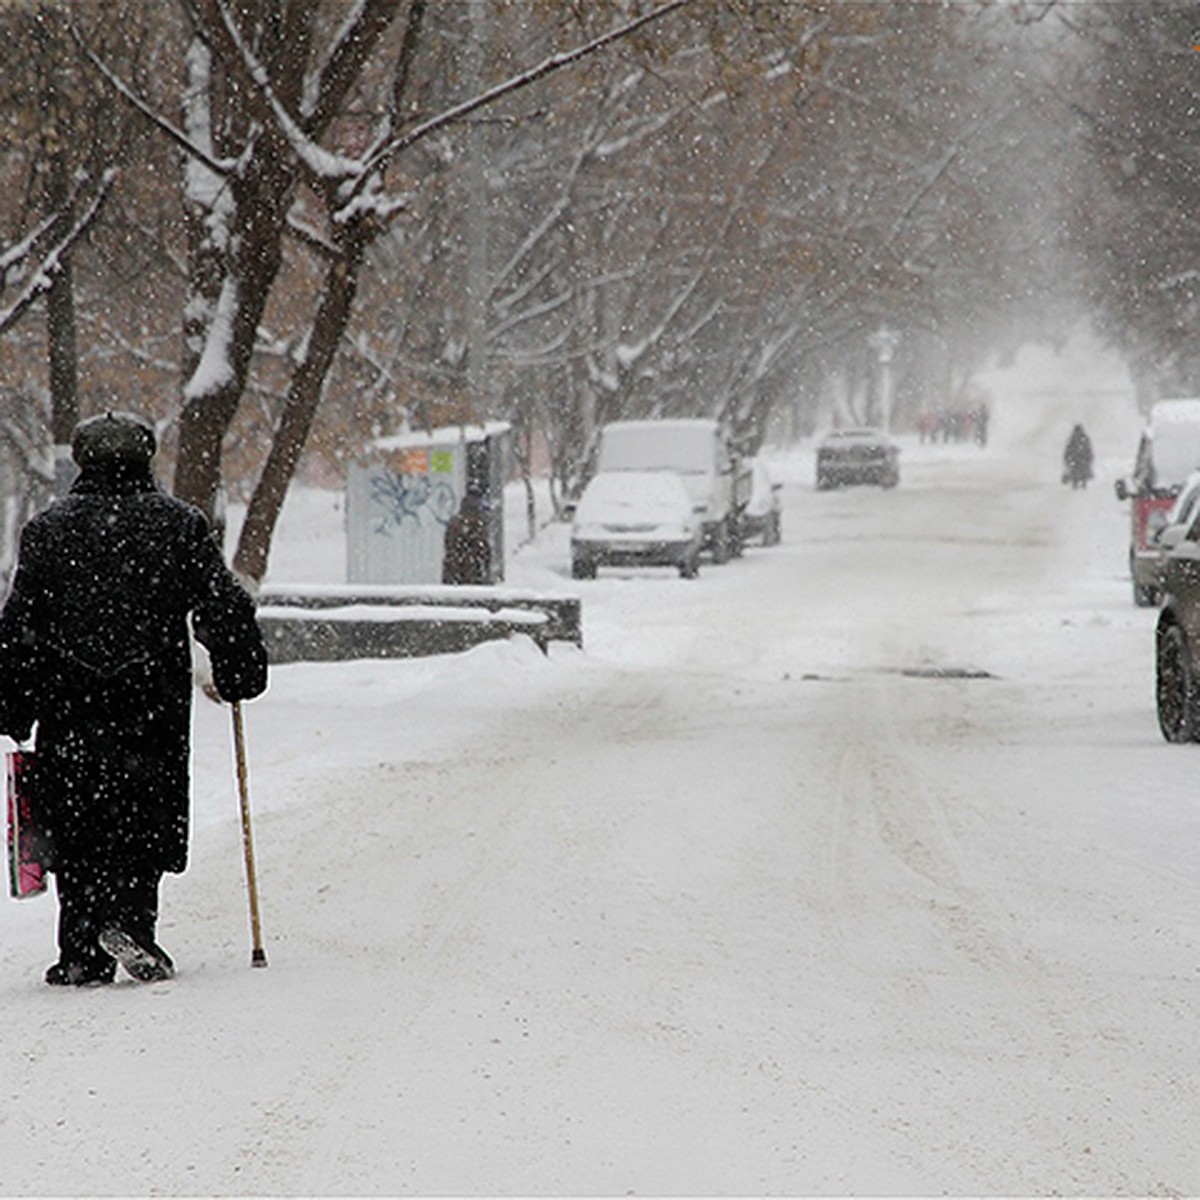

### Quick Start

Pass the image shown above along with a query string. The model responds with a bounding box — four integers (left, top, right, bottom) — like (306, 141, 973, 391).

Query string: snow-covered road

(4, 341, 1200, 1195)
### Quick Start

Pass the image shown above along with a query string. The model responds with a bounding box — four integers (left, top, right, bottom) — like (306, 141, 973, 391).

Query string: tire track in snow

(811, 659, 1189, 1191)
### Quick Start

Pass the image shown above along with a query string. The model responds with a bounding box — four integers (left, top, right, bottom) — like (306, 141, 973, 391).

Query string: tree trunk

(233, 243, 364, 586)
(46, 229, 78, 444)
(173, 172, 287, 524)
(180, 38, 227, 388)
(173, 387, 244, 526)
(46, 258, 79, 497)
(43, 71, 77, 495)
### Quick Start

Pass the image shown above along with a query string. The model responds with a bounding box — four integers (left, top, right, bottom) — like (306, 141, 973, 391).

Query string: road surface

(5, 362, 1200, 1194)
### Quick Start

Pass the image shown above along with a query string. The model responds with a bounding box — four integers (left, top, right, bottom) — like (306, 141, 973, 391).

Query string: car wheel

(679, 552, 700, 580)
(571, 555, 596, 580)
(1156, 623, 1200, 742)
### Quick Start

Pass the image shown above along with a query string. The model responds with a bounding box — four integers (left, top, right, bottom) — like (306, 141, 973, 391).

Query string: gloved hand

(211, 650, 268, 704)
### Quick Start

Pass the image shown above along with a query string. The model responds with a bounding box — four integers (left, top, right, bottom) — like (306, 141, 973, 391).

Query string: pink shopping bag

(7, 750, 47, 899)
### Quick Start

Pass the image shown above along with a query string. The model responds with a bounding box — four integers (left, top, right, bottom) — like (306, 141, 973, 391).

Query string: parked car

(816, 427, 900, 490)
(595, 419, 750, 563)
(1154, 503, 1200, 740)
(1131, 470, 1200, 608)
(740, 458, 782, 546)
(570, 470, 703, 579)
(1115, 398, 1200, 606)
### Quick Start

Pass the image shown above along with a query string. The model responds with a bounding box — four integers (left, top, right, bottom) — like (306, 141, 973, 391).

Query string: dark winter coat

(1063, 424, 1094, 484)
(441, 496, 492, 585)
(0, 462, 267, 874)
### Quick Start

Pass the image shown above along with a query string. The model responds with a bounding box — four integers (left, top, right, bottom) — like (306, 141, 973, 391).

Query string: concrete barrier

(257, 584, 581, 663)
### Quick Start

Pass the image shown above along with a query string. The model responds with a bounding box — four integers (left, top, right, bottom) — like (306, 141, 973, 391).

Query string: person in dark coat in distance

(442, 488, 493, 585)
(1063, 422, 1094, 488)
(0, 411, 267, 986)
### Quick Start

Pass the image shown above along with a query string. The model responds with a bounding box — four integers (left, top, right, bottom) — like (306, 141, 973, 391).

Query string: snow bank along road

(5, 376, 1200, 1195)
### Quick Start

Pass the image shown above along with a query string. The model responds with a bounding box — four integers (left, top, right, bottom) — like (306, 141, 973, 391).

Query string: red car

(1115, 399, 1200, 606)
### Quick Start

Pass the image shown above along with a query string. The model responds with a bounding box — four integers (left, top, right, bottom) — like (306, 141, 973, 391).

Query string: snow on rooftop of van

(597, 419, 723, 474)
(1148, 399, 1200, 487)
(601, 418, 719, 431)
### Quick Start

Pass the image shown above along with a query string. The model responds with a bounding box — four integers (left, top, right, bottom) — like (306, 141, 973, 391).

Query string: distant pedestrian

(1063, 423, 1093, 488)
(442, 489, 493, 585)
(974, 402, 989, 447)
(0, 411, 267, 986)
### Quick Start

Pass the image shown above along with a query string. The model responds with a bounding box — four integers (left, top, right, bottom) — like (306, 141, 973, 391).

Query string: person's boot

(98, 927, 175, 982)
(44, 960, 115, 987)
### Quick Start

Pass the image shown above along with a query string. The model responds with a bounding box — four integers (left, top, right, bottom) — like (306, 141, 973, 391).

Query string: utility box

(346, 422, 510, 585)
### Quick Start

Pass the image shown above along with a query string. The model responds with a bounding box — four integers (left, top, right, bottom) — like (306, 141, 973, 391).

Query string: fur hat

(71, 411, 157, 467)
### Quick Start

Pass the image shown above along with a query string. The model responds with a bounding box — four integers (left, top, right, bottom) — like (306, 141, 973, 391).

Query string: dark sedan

(816, 427, 900, 490)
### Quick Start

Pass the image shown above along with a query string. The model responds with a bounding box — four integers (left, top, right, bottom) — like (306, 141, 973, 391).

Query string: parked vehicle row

(1108, 399, 1200, 741)
(568, 418, 782, 580)
(1103, 398, 1200, 741)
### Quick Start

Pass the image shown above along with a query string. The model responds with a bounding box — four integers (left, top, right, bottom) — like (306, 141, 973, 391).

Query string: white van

(595, 419, 749, 562)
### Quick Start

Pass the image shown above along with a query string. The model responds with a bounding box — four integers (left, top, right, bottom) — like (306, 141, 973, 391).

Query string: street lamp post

(868, 326, 902, 431)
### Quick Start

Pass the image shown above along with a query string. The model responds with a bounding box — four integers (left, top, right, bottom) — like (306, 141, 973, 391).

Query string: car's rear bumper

(817, 460, 898, 486)
(572, 537, 697, 567)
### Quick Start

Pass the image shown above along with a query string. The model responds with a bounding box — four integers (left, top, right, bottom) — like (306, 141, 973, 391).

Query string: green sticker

(430, 449, 454, 473)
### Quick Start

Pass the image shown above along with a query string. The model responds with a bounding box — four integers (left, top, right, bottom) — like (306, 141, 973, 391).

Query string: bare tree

(76, 0, 693, 584)
(1067, 1, 1200, 397)
(0, 2, 150, 485)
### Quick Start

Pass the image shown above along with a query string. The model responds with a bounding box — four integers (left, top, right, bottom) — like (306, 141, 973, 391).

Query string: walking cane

(231, 701, 268, 968)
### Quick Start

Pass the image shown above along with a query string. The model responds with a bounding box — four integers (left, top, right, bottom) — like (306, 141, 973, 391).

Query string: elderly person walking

(0, 411, 267, 986)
